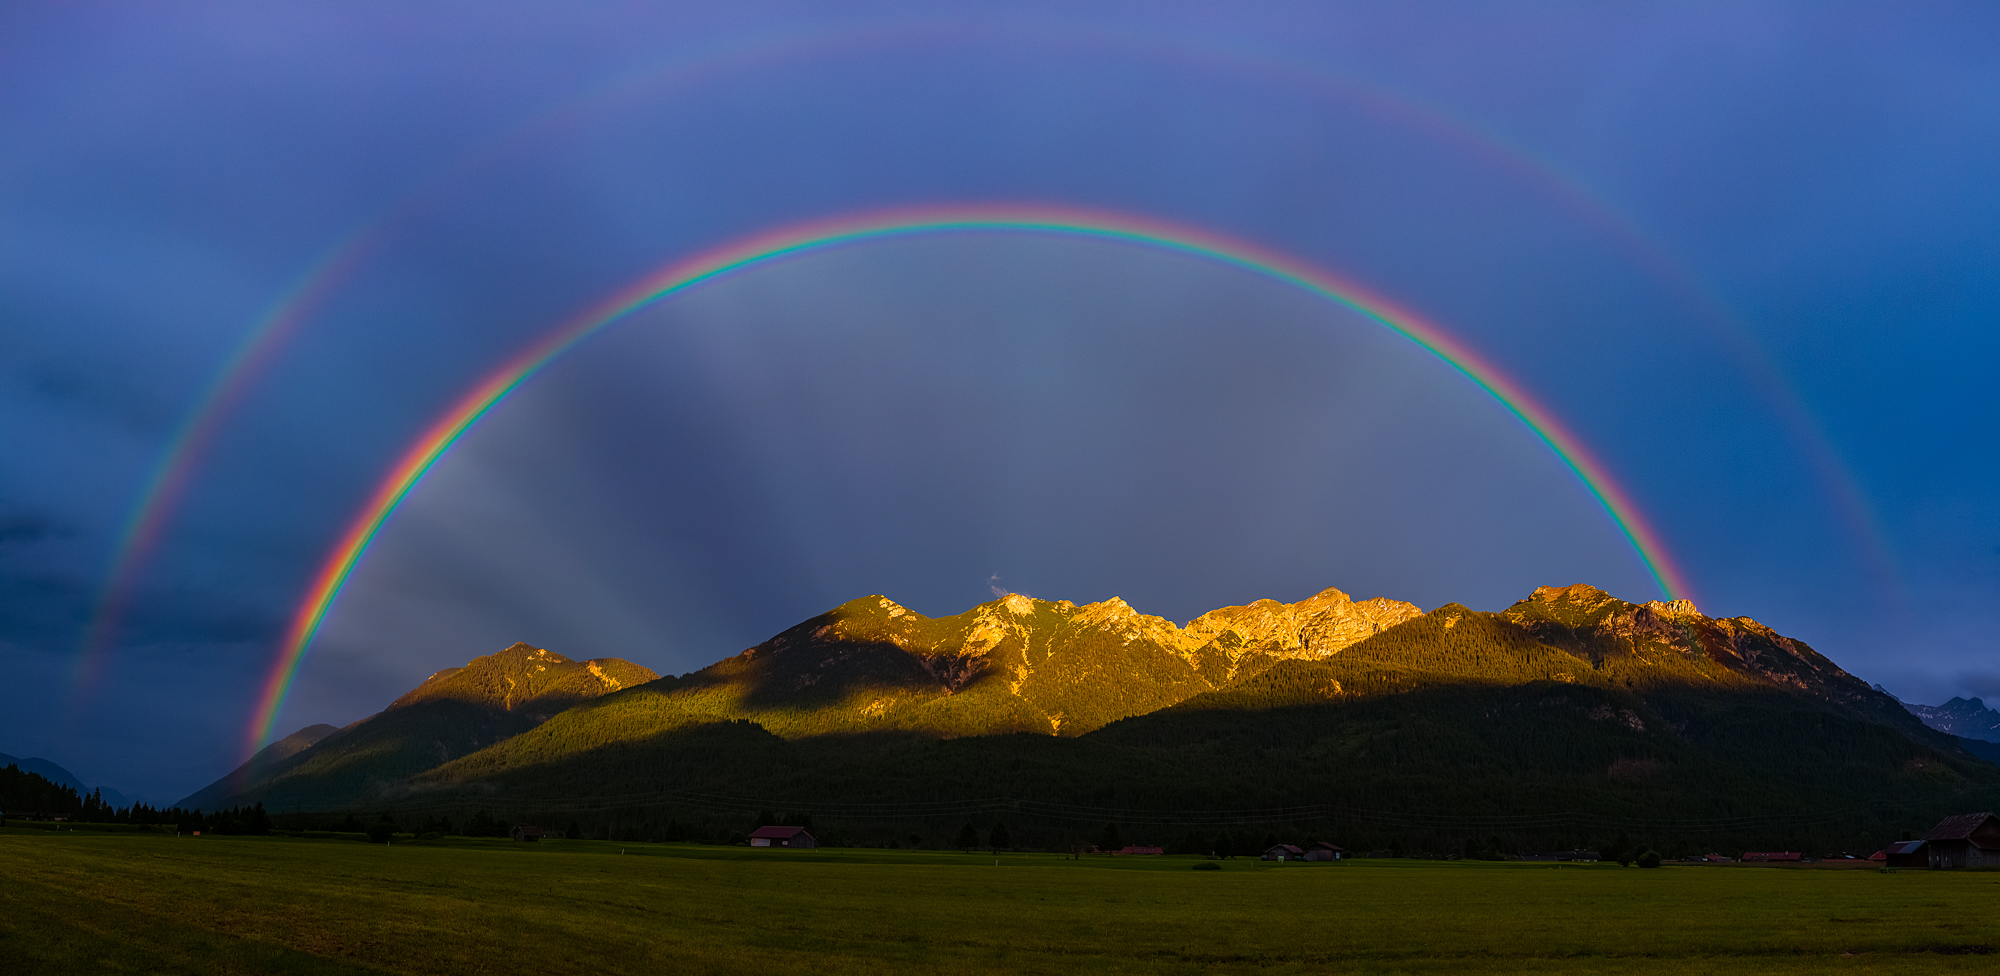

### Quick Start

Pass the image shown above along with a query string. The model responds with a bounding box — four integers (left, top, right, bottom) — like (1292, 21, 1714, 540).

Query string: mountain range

(1902, 696, 2000, 743)
(185, 584, 2000, 851)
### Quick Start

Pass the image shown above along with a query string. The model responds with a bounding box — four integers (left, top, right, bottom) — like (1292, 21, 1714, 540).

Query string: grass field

(3, 827, 1996, 974)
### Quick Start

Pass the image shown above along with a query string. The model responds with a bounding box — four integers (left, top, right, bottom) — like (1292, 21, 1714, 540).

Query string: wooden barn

(1261, 844, 1306, 861)
(511, 825, 543, 842)
(749, 825, 817, 848)
(1304, 842, 1345, 861)
(1923, 812, 2000, 869)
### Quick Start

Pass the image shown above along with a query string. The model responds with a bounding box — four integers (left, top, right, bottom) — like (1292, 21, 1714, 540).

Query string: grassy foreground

(3, 828, 1997, 974)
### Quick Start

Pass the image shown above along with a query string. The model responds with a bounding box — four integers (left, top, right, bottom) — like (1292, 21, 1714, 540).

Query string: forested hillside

(182, 644, 655, 811)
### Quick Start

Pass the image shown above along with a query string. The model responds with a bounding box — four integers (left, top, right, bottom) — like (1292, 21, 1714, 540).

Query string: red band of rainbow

(247, 204, 1692, 753)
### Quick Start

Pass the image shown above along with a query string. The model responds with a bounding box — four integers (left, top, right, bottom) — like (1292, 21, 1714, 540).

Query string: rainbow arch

(247, 204, 1693, 752)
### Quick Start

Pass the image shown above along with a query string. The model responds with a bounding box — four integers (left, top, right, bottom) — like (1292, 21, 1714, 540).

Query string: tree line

(2, 763, 269, 834)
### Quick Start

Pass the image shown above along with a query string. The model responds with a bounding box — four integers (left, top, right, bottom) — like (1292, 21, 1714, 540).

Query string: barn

(1924, 813, 2000, 869)
(1881, 840, 1927, 868)
(749, 825, 817, 848)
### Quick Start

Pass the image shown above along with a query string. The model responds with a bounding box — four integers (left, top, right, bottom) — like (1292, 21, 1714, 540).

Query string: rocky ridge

(710, 586, 1422, 736)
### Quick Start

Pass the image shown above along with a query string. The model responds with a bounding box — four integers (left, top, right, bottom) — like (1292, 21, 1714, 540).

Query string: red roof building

(749, 825, 817, 849)
(1923, 812, 2000, 869)
(1115, 846, 1164, 855)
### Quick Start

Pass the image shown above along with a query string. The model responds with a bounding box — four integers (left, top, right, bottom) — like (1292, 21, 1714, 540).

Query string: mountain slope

(180, 644, 654, 810)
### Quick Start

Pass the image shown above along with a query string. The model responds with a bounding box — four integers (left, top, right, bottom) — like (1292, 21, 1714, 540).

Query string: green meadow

(3, 827, 1996, 975)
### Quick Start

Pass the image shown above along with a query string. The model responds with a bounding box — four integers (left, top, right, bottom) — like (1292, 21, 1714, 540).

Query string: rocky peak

(1528, 583, 1618, 607)
(391, 643, 658, 714)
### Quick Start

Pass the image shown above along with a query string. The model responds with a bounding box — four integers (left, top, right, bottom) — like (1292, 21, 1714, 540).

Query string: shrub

(1636, 849, 1662, 868)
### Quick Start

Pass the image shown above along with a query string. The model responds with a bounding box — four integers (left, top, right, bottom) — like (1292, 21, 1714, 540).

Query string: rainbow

(71, 239, 375, 691)
(246, 204, 1693, 752)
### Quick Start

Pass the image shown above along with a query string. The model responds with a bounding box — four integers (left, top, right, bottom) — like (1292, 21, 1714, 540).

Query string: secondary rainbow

(247, 204, 1695, 752)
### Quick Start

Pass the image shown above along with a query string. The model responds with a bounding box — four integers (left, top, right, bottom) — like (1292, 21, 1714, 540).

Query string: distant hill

(179, 644, 655, 810)
(0, 753, 86, 793)
(1903, 696, 2000, 743)
(0, 752, 136, 807)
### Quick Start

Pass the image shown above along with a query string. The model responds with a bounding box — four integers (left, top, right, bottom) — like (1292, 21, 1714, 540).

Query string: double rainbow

(247, 204, 1692, 752)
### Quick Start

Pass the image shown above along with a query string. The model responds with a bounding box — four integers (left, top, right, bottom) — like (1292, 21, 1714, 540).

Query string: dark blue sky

(3, 2, 1996, 803)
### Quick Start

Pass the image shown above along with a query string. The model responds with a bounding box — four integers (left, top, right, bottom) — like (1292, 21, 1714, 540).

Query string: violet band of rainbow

(247, 204, 1693, 753)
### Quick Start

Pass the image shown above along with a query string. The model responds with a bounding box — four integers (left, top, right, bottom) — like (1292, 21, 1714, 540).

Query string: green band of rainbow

(247, 204, 1692, 752)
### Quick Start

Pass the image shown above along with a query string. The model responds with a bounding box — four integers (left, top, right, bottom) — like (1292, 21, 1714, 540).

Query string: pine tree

(1098, 823, 1122, 852)
(989, 821, 1012, 850)
(955, 823, 981, 850)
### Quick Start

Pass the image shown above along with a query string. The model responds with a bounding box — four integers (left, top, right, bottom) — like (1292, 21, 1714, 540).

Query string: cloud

(988, 575, 1031, 600)
(1956, 671, 2000, 701)
(0, 513, 71, 546)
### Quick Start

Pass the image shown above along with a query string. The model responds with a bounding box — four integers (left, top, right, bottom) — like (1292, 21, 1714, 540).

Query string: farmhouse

(1262, 844, 1306, 861)
(1304, 842, 1345, 861)
(749, 825, 816, 848)
(1923, 812, 2000, 869)
(510, 825, 543, 842)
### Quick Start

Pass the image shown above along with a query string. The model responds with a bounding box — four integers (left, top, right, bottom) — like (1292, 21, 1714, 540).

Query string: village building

(510, 825, 543, 842)
(1304, 842, 1345, 861)
(1923, 812, 2000, 869)
(1740, 851, 1801, 863)
(1261, 844, 1306, 861)
(749, 825, 817, 848)
(1114, 845, 1164, 855)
